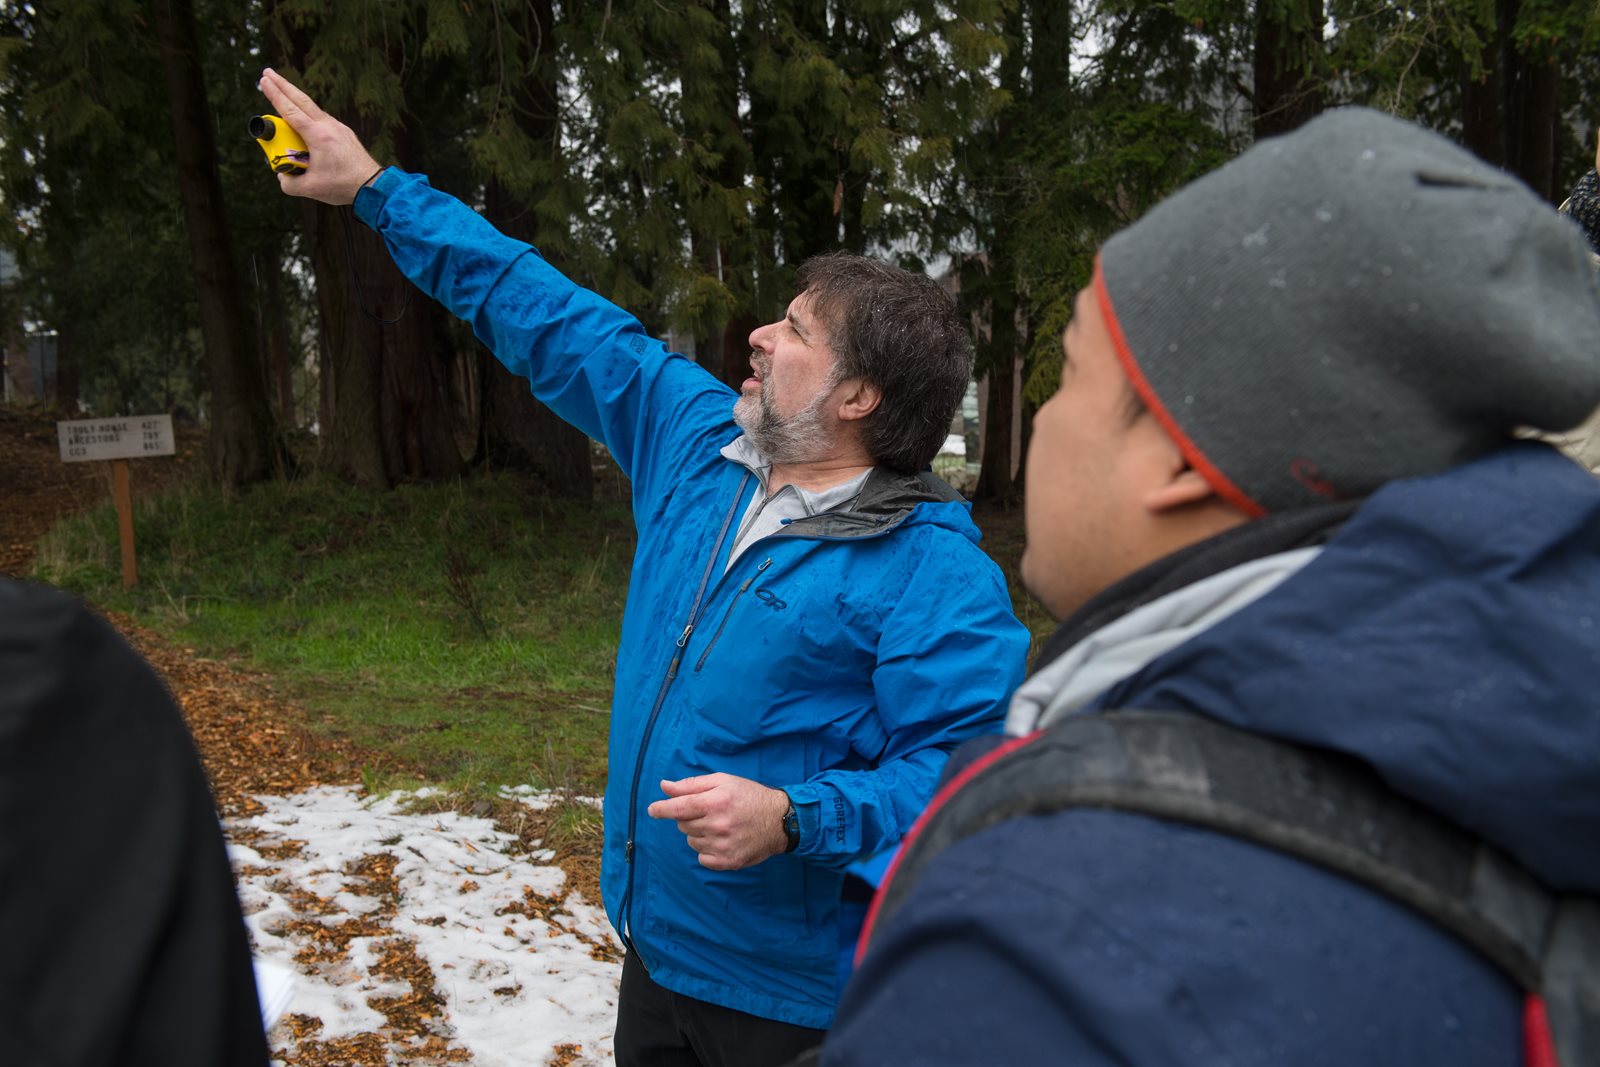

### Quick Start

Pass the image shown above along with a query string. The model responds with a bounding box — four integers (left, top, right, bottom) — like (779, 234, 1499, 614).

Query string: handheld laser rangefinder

(249, 114, 309, 174)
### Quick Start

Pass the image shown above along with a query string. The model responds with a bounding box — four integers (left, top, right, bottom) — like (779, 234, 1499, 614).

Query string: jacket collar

(1032, 499, 1360, 678)
(721, 434, 966, 541)
(1006, 546, 1324, 735)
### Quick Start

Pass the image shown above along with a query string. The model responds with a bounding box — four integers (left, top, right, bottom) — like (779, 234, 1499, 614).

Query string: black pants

(0, 580, 270, 1066)
(614, 950, 826, 1067)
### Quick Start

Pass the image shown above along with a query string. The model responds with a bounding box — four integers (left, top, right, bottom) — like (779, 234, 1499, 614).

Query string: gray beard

(733, 366, 839, 464)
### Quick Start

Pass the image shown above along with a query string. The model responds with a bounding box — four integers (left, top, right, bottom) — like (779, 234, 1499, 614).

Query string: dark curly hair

(795, 252, 974, 473)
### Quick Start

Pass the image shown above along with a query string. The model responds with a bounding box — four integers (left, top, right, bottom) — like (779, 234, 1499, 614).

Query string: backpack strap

(859, 711, 1597, 1065)
(1540, 900, 1600, 1064)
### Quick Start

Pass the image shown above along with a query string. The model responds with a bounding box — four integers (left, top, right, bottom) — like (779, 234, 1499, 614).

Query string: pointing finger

(256, 70, 296, 119)
(259, 67, 325, 123)
(660, 775, 718, 797)
(647, 794, 709, 821)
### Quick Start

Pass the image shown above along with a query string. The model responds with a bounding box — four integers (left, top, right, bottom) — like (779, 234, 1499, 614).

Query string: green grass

(970, 499, 1055, 652)
(33, 469, 1052, 797)
(34, 470, 634, 793)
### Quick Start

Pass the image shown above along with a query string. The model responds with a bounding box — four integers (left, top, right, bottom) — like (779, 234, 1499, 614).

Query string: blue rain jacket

(826, 443, 1600, 1064)
(355, 170, 1030, 1027)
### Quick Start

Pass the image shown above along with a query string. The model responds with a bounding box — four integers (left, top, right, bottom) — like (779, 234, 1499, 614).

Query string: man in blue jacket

(825, 110, 1600, 1064)
(258, 70, 1029, 1066)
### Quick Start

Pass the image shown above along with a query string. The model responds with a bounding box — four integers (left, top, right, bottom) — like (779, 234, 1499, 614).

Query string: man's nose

(749, 320, 778, 351)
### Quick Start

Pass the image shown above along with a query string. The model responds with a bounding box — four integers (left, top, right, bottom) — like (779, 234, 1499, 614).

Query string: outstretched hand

(257, 68, 382, 205)
(647, 773, 791, 871)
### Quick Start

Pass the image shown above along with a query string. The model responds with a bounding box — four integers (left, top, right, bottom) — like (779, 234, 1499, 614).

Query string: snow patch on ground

(231, 785, 621, 1066)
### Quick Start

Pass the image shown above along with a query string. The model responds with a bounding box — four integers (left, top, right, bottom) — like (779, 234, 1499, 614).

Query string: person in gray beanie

(1098, 105, 1600, 516)
(816, 108, 1600, 1067)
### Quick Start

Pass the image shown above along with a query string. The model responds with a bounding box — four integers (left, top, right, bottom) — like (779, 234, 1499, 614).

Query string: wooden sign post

(57, 415, 176, 589)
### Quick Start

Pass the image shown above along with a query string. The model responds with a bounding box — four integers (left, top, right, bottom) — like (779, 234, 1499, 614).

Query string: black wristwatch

(781, 794, 800, 853)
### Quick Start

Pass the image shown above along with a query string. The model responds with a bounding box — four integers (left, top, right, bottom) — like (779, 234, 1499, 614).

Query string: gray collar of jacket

(721, 431, 964, 541)
(774, 466, 964, 541)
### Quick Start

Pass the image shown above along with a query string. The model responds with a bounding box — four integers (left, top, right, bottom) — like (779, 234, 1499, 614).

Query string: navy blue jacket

(825, 444, 1600, 1065)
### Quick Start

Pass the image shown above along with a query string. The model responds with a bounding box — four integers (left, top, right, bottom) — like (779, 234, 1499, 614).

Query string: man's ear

(1143, 468, 1218, 513)
(1135, 417, 1219, 514)
(836, 378, 882, 423)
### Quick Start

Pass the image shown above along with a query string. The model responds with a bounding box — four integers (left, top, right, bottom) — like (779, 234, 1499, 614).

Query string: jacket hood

(1089, 443, 1600, 892)
(780, 466, 982, 545)
(719, 432, 980, 544)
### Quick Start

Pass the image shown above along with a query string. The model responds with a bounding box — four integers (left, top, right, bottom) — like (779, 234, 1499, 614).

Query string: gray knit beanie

(1097, 106, 1600, 515)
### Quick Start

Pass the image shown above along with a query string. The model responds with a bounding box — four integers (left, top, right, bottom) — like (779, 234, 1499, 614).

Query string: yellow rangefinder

(249, 114, 309, 174)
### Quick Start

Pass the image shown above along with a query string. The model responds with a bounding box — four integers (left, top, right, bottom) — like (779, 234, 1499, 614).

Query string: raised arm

(256, 69, 736, 498)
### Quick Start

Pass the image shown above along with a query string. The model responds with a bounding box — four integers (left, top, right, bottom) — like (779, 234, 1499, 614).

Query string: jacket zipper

(694, 557, 772, 672)
(684, 514, 911, 677)
(616, 473, 930, 946)
(618, 470, 751, 948)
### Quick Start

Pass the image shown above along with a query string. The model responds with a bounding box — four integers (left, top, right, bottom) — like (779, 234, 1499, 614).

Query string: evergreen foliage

(0, 1, 202, 416)
(2, 1, 1597, 491)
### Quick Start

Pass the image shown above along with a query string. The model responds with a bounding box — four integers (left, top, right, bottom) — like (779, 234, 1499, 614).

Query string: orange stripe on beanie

(1093, 107, 1600, 513)
(1093, 256, 1266, 519)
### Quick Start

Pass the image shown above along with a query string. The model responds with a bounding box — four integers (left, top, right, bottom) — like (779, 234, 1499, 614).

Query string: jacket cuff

(352, 166, 414, 228)
(781, 782, 838, 857)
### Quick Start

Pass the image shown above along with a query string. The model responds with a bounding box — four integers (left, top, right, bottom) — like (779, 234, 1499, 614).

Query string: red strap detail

(1524, 994, 1560, 1067)
(1092, 255, 1266, 519)
(854, 731, 1043, 966)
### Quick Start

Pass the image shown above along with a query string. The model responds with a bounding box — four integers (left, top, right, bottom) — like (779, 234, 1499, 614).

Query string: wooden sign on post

(57, 415, 176, 589)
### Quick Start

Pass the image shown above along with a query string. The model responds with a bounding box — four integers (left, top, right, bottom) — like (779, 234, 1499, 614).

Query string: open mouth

(745, 354, 767, 390)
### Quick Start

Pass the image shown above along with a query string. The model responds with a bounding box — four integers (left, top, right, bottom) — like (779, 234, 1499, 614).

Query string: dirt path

(0, 409, 343, 805)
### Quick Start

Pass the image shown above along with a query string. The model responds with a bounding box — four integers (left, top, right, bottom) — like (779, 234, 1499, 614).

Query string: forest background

(5, 0, 1600, 504)
(0, 0, 1598, 874)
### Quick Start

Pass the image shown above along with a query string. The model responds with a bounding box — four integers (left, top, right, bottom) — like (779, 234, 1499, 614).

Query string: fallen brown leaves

(273, 1017, 389, 1067)
(100, 618, 488, 1063)
(3, 410, 615, 1064)
(550, 1043, 586, 1066)
(369, 939, 458, 1043)
(110, 611, 373, 813)
(493, 798, 604, 911)
(495, 886, 623, 966)
(347, 852, 401, 904)
(105, 583, 608, 1065)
